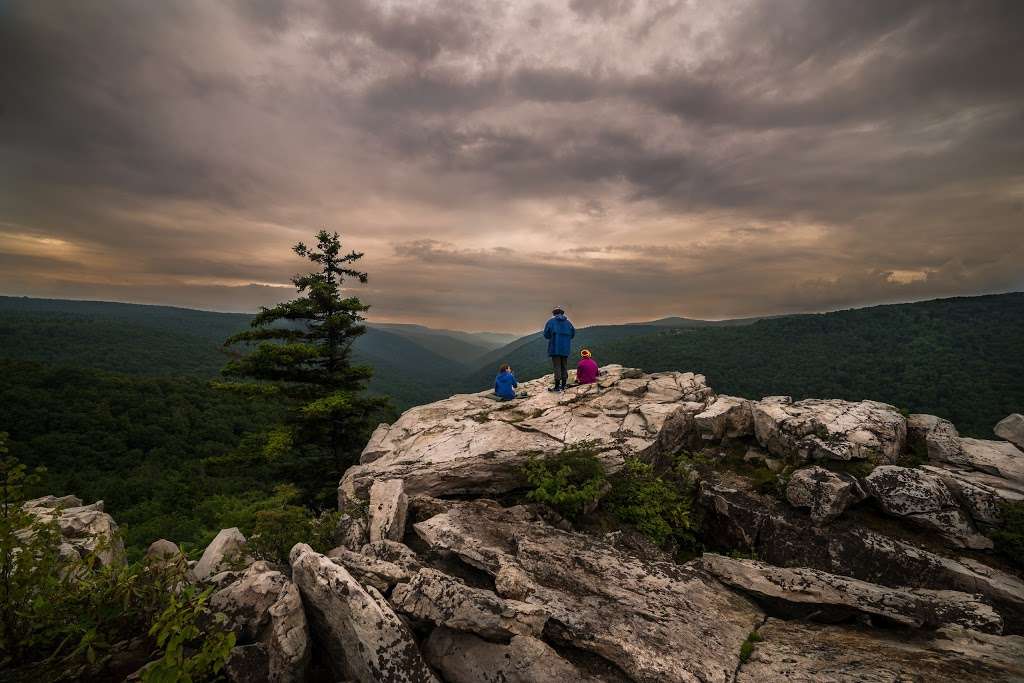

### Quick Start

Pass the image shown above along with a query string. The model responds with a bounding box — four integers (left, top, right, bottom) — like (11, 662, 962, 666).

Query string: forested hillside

(481, 293, 1022, 438)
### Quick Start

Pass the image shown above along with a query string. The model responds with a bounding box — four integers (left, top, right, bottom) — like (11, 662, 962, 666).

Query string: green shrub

(249, 505, 341, 564)
(605, 458, 695, 548)
(522, 442, 607, 521)
(992, 501, 1024, 570)
(0, 437, 235, 678)
(738, 630, 763, 664)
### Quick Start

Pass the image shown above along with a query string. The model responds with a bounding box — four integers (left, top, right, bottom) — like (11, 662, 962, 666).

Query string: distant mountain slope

(368, 322, 508, 367)
(595, 293, 1024, 437)
(0, 297, 467, 410)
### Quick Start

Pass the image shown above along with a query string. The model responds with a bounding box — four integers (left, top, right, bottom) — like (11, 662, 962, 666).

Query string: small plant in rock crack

(992, 501, 1024, 570)
(604, 458, 697, 550)
(521, 441, 607, 521)
(738, 630, 764, 664)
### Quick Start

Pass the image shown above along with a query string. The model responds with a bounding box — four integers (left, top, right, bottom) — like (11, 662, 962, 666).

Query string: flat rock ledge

(340, 365, 715, 504)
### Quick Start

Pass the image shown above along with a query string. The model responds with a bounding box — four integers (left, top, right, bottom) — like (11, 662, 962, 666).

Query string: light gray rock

(700, 553, 1003, 633)
(194, 528, 250, 582)
(414, 500, 764, 683)
(752, 397, 906, 464)
(288, 543, 438, 683)
(211, 561, 310, 683)
(785, 466, 865, 523)
(339, 366, 715, 503)
(907, 413, 963, 463)
(693, 395, 753, 441)
(736, 619, 1024, 683)
(423, 628, 602, 683)
(145, 539, 183, 568)
(327, 545, 411, 592)
(923, 465, 1024, 527)
(863, 465, 992, 549)
(369, 479, 408, 543)
(360, 540, 423, 574)
(958, 437, 1024, 488)
(995, 413, 1024, 451)
(336, 513, 369, 551)
(391, 568, 547, 639)
(24, 496, 125, 566)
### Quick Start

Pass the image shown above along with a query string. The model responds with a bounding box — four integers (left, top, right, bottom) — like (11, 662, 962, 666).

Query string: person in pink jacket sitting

(576, 348, 599, 384)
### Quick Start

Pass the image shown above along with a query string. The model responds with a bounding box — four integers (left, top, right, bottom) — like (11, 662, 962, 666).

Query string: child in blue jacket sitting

(494, 364, 519, 400)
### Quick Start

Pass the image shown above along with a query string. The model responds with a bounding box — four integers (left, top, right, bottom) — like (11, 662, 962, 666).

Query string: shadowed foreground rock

(414, 500, 764, 683)
(289, 543, 438, 683)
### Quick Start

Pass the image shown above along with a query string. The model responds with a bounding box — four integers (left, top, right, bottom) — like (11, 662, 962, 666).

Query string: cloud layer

(2, 0, 1022, 332)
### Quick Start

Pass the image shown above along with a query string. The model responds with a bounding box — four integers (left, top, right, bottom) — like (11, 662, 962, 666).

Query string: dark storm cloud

(1, 0, 1022, 332)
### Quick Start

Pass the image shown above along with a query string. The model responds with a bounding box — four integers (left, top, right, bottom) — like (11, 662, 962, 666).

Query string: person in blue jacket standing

(543, 306, 576, 392)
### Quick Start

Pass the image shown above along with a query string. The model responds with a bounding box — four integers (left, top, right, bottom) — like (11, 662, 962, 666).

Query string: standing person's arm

(543, 320, 552, 339)
(569, 321, 576, 338)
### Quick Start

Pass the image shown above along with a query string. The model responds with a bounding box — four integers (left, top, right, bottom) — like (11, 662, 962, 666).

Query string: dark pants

(551, 355, 568, 388)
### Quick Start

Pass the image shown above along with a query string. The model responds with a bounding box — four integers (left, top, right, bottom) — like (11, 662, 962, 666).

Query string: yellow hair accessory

(580, 349, 592, 358)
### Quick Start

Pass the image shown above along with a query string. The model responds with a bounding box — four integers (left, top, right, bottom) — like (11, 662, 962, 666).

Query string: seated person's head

(499, 363, 511, 373)
(580, 349, 592, 359)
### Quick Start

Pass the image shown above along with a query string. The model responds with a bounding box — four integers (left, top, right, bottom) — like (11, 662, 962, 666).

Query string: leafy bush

(992, 501, 1024, 570)
(249, 505, 341, 564)
(0, 438, 235, 679)
(738, 630, 764, 664)
(522, 442, 607, 521)
(605, 458, 696, 549)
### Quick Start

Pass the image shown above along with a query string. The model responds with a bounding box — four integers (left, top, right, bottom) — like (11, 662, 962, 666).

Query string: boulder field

(46, 367, 1024, 680)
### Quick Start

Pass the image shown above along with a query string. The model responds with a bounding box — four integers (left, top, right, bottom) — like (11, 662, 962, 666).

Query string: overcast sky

(2, 1, 1022, 333)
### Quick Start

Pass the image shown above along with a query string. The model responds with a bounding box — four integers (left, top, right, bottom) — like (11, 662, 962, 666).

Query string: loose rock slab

(194, 527, 250, 581)
(424, 628, 601, 683)
(414, 500, 764, 683)
(736, 619, 1024, 682)
(23, 497, 125, 566)
(863, 466, 992, 549)
(289, 543, 438, 683)
(700, 554, 1003, 633)
(785, 466, 864, 523)
(339, 366, 715, 503)
(327, 545, 412, 592)
(392, 568, 547, 639)
(369, 479, 409, 543)
(995, 413, 1024, 451)
(751, 396, 906, 464)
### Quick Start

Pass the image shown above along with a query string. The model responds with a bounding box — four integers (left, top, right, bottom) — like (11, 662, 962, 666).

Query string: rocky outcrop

(736, 619, 1024, 682)
(958, 437, 1024, 488)
(693, 395, 753, 441)
(785, 466, 864, 523)
(369, 478, 409, 543)
(907, 413, 963, 462)
(391, 568, 548, 639)
(23, 496, 124, 566)
(423, 628, 602, 683)
(211, 561, 310, 682)
(700, 554, 1003, 633)
(144, 539, 183, 567)
(339, 366, 715, 503)
(863, 465, 992, 549)
(194, 527, 250, 581)
(414, 500, 764, 683)
(751, 396, 906, 464)
(996, 413, 1024, 451)
(289, 543, 437, 683)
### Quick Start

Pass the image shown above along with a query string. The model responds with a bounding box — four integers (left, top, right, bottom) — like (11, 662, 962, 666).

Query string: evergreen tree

(219, 230, 386, 502)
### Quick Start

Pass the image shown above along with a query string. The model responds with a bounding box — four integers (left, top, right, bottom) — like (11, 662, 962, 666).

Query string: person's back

(494, 365, 518, 400)
(576, 349, 598, 384)
(543, 307, 575, 391)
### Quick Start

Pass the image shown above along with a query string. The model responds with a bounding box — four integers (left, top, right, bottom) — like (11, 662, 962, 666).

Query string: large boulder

(693, 395, 753, 441)
(210, 561, 310, 682)
(907, 413, 963, 463)
(369, 479, 408, 543)
(995, 414, 1024, 451)
(751, 397, 906, 464)
(700, 554, 1003, 633)
(289, 543, 438, 683)
(414, 500, 764, 683)
(339, 366, 715, 503)
(194, 528, 250, 582)
(863, 465, 992, 549)
(423, 627, 602, 683)
(785, 466, 865, 524)
(958, 437, 1024, 488)
(392, 568, 548, 639)
(23, 497, 124, 566)
(736, 619, 1024, 682)
(923, 465, 1024, 527)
